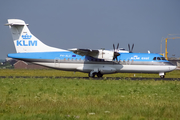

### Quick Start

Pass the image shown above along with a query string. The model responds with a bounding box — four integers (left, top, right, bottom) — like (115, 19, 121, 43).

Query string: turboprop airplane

(6, 19, 176, 78)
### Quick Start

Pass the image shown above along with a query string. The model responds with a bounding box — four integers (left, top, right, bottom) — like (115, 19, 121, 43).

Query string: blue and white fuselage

(6, 19, 176, 78)
(8, 52, 175, 78)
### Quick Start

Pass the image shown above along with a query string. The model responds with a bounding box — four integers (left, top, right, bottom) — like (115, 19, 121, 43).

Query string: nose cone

(169, 65, 177, 71)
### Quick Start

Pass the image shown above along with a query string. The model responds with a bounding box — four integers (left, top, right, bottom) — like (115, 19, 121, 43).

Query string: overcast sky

(0, 0, 180, 59)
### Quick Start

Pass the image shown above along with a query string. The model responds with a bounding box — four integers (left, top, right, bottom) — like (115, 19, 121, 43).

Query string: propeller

(113, 43, 120, 60)
(128, 44, 134, 53)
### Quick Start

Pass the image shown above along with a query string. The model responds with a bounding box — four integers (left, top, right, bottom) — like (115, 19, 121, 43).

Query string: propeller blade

(113, 44, 115, 50)
(128, 44, 134, 53)
(113, 44, 121, 61)
(128, 44, 130, 52)
(117, 43, 119, 50)
(131, 44, 134, 52)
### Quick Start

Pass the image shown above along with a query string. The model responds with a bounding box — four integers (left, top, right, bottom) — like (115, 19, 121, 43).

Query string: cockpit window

(161, 57, 166, 60)
(153, 57, 166, 61)
(157, 57, 161, 60)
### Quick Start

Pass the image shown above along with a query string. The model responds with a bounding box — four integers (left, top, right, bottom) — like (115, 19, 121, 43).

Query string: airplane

(5, 19, 176, 78)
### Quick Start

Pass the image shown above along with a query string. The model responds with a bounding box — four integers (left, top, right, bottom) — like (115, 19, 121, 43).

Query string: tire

(160, 75, 165, 78)
(88, 72, 96, 78)
(97, 72, 103, 78)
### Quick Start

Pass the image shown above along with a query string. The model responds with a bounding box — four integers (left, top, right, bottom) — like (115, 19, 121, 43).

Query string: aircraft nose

(169, 65, 177, 71)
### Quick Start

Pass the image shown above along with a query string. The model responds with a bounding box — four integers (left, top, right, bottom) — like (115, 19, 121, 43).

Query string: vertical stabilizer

(6, 19, 66, 53)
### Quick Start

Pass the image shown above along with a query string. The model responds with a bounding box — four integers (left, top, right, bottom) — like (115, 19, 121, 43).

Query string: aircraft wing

(68, 48, 99, 56)
(68, 48, 115, 61)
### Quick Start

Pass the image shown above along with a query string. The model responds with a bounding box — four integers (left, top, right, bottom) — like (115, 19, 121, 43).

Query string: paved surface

(0, 76, 180, 81)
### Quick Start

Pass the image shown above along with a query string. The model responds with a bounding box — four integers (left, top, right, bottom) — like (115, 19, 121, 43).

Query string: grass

(0, 69, 180, 119)
(0, 77, 180, 119)
(0, 69, 180, 78)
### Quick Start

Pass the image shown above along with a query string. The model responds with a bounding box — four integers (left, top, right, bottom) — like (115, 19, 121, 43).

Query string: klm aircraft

(6, 19, 176, 78)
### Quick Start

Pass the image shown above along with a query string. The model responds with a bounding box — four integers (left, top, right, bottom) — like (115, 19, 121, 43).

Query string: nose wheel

(160, 75, 165, 78)
(159, 72, 165, 79)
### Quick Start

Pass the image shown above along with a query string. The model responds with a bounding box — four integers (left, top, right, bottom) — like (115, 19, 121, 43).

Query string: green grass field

(0, 69, 180, 78)
(0, 69, 180, 119)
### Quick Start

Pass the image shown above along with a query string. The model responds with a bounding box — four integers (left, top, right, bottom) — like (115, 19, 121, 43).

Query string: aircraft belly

(60, 63, 83, 71)
(33, 62, 58, 68)
(32, 61, 176, 74)
(80, 64, 119, 73)
(119, 65, 175, 73)
(33, 62, 82, 71)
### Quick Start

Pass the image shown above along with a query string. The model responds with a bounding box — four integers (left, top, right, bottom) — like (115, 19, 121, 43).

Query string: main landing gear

(88, 72, 103, 78)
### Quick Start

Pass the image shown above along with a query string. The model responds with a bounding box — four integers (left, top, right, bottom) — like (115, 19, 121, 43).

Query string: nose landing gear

(160, 75, 165, 78)
(159, 72, 165, 79)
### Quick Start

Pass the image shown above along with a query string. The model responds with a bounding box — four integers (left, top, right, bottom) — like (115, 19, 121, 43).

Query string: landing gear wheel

(160, 75, 165, 79)
(97, 72, 103, 78)
(159, 72, 165, 79)
(92, 73, 96, 78)
(88, 72, 96, 78)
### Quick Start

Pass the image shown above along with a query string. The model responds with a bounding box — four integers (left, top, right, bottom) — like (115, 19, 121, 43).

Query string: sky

(0, 0, 180, 59)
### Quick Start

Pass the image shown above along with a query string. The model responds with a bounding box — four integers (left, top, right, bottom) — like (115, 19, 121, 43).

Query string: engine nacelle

(96, 50, 114, 61)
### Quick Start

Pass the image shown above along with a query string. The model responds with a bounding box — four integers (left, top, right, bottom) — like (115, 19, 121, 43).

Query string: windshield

(153, 57, 166, 61)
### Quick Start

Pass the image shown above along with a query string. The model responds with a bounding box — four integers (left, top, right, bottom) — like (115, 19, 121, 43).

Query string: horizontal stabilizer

(5, 19, 28, 26)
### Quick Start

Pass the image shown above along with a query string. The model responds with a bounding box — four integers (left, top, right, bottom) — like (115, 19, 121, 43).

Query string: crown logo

(22, 34, 32, 39)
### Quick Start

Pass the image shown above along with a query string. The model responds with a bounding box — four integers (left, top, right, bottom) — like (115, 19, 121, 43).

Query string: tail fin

(6, 19, 65, 53)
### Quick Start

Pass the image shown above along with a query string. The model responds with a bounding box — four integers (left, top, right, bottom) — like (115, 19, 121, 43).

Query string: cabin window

(153, 57, 156, 60)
